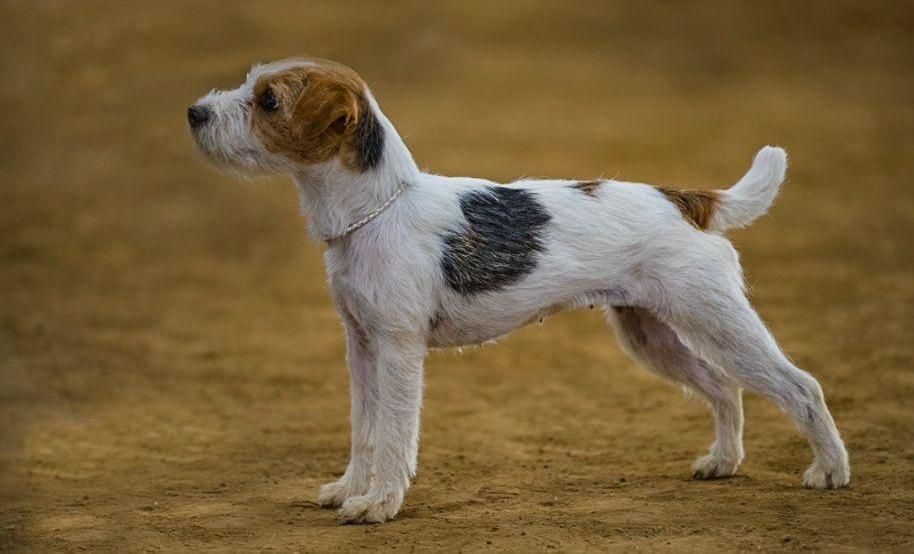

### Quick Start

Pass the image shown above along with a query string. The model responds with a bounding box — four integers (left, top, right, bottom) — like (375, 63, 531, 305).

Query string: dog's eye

(258, 88, 279, 112)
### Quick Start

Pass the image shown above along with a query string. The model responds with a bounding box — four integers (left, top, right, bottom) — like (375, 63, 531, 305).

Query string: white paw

(318, 480, 352, 508)
(338, 489, 403, 524)
(318, 473, 370, 508)
(803, 460, 850, 489)
(692, 453, 740, 480)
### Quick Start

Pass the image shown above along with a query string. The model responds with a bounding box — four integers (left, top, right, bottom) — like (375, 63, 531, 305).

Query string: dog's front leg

(339, 335, 425, 524)
(318, 311, 377, 508)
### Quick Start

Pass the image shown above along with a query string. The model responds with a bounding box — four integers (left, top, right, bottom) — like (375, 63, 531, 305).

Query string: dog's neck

(291, 99, 420, 243)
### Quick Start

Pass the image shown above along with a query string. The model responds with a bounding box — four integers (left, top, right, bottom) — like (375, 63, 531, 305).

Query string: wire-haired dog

(188, 58, 850, 524)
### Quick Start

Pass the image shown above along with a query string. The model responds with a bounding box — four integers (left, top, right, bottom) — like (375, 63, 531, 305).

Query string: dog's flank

(440, 187, 551, 295)
(188, 58, 849, 525)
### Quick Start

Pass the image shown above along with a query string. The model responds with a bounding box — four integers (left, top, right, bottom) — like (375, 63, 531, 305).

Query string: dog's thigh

(606, 306, 744, 476)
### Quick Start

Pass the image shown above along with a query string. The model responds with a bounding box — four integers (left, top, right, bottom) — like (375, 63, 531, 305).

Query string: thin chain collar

(323, 180, 409, 244)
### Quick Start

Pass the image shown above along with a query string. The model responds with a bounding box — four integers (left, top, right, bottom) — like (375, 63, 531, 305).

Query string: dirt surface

(2, 1, 913, 551)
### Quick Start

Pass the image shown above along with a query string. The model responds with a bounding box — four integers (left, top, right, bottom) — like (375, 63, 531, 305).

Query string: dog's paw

(803, 460, 850, 489)
(692, 454, 740, 480)
(318, 479, 354, 508)
(338, 489, 403, 524)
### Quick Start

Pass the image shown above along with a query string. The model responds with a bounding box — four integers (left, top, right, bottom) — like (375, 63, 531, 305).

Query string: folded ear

(291, 70, 384, 172)
(292, 80, 357, 139)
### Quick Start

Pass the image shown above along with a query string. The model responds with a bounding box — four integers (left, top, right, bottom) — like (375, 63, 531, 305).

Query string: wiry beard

(190, 94, 280, 178)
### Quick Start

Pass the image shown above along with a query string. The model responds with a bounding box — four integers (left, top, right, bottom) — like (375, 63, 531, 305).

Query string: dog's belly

(426, 302, 568, 348)
(426, 288, 629, 348)
(427, 310, 549, 348)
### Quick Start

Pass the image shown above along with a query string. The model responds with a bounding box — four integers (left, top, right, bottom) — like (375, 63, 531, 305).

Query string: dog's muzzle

(187, 104, 212, 129)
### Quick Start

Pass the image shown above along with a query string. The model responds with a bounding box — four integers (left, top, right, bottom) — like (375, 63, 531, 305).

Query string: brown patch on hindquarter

(252, 60, 382, 171)
(571, 180, 603, 197)
(655, 187, 719, 229)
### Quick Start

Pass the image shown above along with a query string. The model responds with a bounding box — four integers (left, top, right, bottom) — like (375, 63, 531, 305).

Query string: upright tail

(708, 146, 787, 232)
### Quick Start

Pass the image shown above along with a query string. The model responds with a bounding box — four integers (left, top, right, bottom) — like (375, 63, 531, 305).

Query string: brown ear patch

(252, 60, 384, 172)
(655, 187, 719, 230)
(571, 180, 603, 197)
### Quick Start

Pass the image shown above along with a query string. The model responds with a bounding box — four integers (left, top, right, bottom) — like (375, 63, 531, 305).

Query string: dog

(188, 57, 850, 523)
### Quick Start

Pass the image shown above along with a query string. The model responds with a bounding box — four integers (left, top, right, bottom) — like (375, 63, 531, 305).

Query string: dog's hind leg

(660, 275, 850, 489)
(607, 306, 744, 479)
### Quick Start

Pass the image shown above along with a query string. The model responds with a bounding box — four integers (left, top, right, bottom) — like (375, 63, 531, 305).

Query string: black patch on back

(440, 187, 551, 295)
(353, 105, 384, 171)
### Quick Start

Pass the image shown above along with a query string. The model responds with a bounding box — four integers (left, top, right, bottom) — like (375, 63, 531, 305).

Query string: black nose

(187, 105, 211, 128)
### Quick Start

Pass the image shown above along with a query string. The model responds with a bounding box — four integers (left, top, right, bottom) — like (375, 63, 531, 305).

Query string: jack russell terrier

(188, 57, 849, 524)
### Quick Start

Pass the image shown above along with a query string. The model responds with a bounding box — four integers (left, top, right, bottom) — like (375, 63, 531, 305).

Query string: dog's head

(188, 58, 384, 175)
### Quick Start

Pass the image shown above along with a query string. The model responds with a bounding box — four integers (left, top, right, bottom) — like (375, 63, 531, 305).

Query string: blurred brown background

(1, 1, 913, 551)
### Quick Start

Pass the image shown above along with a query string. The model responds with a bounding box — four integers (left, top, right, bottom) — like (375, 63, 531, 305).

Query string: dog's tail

(708, 146, 787, 232)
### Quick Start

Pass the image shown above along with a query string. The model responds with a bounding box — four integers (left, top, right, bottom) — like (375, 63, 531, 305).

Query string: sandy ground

(2, 1, 913, 551)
